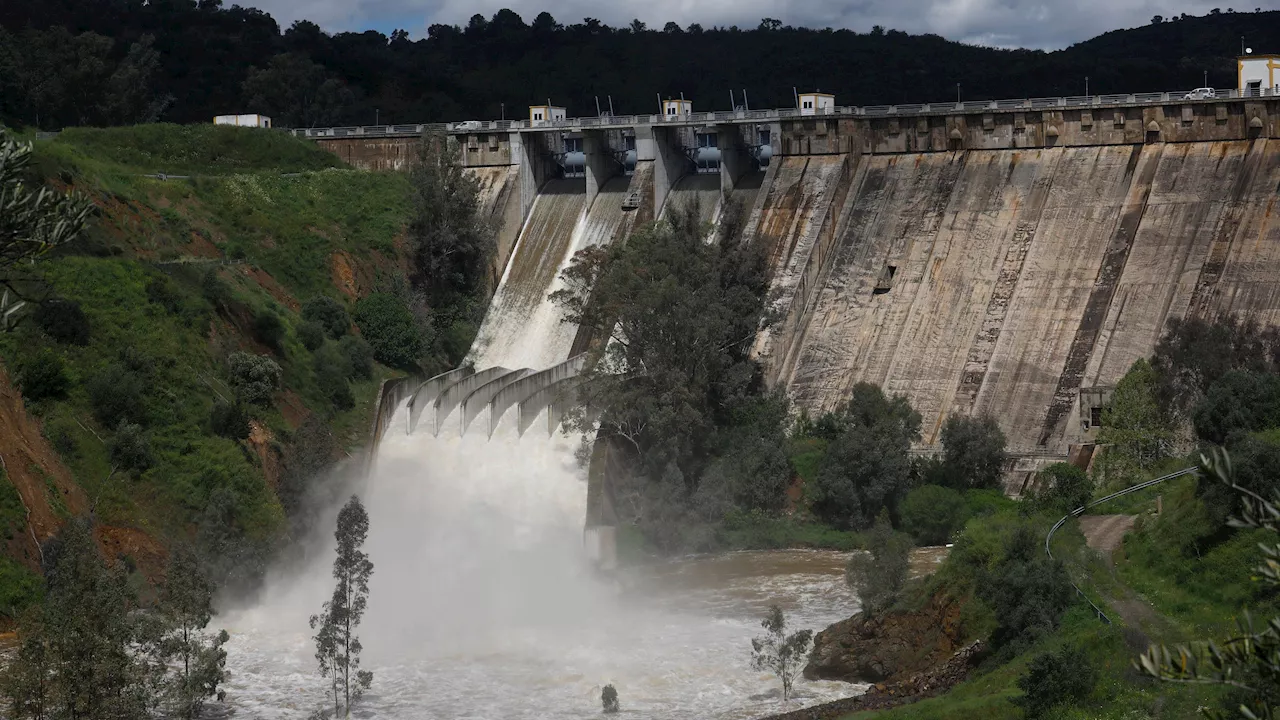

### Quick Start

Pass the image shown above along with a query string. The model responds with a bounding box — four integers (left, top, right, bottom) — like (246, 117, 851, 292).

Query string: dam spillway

(316, 96, 1280, 459)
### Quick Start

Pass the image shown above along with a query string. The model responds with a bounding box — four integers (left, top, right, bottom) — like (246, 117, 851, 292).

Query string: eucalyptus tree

(310, 495, 375, 718)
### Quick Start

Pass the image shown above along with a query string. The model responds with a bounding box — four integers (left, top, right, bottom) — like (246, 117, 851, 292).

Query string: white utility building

(798, 92, 836, 115)
(529, 105, 567, 126)
(214, 114, 272, 128)
(1239, 55, 1280, 96)
(661, 99, 693, 119)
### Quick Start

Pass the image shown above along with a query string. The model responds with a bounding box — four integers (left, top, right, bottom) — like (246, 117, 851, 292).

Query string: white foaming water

(217, 183, 866, 719)
(218, 405, 866, 719)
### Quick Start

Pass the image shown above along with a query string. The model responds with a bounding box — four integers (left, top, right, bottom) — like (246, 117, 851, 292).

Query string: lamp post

(375, 108, 379, 126)
(956, 83, 961, 104)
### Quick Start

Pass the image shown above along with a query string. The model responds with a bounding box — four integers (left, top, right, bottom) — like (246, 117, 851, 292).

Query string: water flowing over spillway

(216, 177, 867, 719)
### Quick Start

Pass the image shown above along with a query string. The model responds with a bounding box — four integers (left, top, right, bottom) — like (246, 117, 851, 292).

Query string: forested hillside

(0, 125, 447, 620)
(0, 3, 1277, 130)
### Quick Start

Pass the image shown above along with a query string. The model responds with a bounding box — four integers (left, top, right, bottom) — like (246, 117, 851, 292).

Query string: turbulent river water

(214, 401, 892, 720)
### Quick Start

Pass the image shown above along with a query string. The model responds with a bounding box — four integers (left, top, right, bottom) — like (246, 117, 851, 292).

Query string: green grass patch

(718, 511, 864, 551)
(45, 124, 343, 176)
(0, 126, 411, 557)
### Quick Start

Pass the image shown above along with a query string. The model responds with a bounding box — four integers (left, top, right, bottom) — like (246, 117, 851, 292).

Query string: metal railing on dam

(287, 87, 1280, 139)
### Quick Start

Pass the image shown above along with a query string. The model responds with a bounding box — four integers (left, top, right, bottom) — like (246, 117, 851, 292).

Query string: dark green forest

(1, 3, 1278, 130)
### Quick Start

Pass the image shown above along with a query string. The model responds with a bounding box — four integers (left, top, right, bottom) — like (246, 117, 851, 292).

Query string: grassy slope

(0, 125, 411, 604)
(839, 474, 1251, 720)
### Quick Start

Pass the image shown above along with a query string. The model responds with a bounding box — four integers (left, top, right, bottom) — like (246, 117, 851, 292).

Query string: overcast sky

(245, 0, 1262, 50)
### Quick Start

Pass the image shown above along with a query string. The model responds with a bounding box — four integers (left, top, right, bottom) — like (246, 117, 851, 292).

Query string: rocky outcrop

(805, 591, 967, 684)
(761, 640, 986, 720)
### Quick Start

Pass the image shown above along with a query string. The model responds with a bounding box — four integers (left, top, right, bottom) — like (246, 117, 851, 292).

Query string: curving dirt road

(1077, 514, 1136, 560)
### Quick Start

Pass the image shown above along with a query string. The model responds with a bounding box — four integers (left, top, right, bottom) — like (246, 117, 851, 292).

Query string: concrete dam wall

(752, 139, 1280, 454)
(322, 96, 1280, 463)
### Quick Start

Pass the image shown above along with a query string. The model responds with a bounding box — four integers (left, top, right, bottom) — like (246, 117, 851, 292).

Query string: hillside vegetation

(817, 316, 1280, 719)
(0, 124, 414, 616)
(0, 5, 1277, 129)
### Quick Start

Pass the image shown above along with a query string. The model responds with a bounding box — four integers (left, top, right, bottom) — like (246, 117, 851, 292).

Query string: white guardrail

(286, 87, 1279, 139)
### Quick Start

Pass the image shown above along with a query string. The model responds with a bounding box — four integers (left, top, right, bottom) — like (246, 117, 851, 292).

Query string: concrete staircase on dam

(347, 95, 1280, 497)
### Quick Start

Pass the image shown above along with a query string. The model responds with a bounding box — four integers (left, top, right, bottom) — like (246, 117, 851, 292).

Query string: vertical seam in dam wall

(1189, 138, 1270, 318)
(766, 152, 865, 388)
(950, 150, 1064, 419)
(1038, 144, 1157, 446)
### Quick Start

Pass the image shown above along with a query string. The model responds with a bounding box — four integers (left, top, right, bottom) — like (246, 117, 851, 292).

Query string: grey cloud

(248, 0, 1259, 50)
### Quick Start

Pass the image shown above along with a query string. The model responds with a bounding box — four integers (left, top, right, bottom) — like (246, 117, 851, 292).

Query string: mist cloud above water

(251, 0, 1250, 51)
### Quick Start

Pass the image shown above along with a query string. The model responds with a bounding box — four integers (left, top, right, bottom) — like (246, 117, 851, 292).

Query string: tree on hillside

(751, 604, 813, 702)
(807, 383, 920, 529)
(407, 134, 494, 305)
(552, 200, 769, 474)
(1028, 462, 1094, 515)
(0, 28, 169, 129)
(0, 130, 92, 287)
(938, 414, 1007, 490)
(979, 525, 1074, 655)
(846, 511, 913, 615)
(242, 53, 353, 128)
(1153, 315, 1280, 420)
(310, 495, 374, 718)
(0, 519, 155, 720)
(155, 547, 230, 719)
(1096, 358, 1175, 484)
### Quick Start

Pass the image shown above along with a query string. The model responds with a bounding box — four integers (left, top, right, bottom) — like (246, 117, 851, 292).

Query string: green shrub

(938, 414, 1007, 490)
(978, 525, 1075, 654)
(1015, 645, 1097, 717)
(109, 421, 153, 473)
(1029, 462, 1094, 515)
(34, 298, 91, 346)
(86, 363, 147, 427)
(297, 320, 326, 352)
(338, 335, 374, 380)
(846, 512, 912, 615)
(44, 419, 79, 458)
(15, 349, 70, 403)
(200, 269, 231, 310)
(808, 383, 920, 530)
(145, 275, 183, 314)
(302, 296, 350, 339)
(353, 292, 425, 369)
(900, 484, 968, 545)
(227, 352, 281, 406)
(0, 556, 43, 618)
(210, 400, 251, 440)
(314, 343, 354, 411)
(252, 309, 285, 352)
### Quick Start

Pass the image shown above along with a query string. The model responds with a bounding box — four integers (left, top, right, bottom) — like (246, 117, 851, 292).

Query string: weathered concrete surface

(767, 140, 1280, 454)
(460, 368, 530, 435)
(315, 137, 414, 171)
(662, 173, 722, 224)
(488, 354, 587, 436)
(407, 366, 472, 435)
(467, 166, 523, 291)
(433, 366, 511, 435)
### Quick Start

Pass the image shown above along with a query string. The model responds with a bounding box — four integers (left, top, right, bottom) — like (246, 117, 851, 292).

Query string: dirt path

(1074, 513, 1173, 646)
(1078, 514, 1136, 559)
